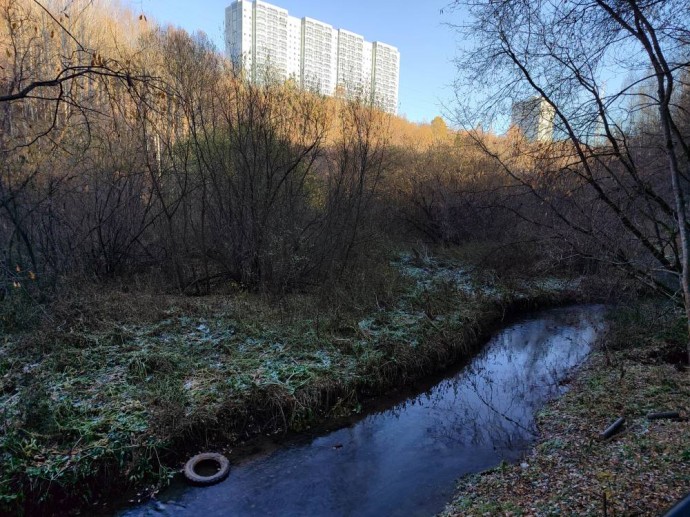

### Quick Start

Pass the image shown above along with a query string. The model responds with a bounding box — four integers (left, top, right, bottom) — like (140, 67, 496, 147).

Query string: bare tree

(0, 0, 158, 291)
(449, 0, 690, 359)
(1, 0, 154, 146)
(139, 29, 390, 294)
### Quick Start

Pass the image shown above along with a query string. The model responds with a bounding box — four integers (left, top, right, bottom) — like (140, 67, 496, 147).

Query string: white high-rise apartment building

(301, 17, 338, 94)
(336, 29, 364, 95)
(226, 0, 292, 82)
(511, 97, 556, 142)
(372, 42, 400, 115)
(225, 0, 400, 114)
(286, 15, 301, 79)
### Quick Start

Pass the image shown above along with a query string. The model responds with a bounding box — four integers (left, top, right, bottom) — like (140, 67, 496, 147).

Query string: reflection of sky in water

(121, 306, 604, 517)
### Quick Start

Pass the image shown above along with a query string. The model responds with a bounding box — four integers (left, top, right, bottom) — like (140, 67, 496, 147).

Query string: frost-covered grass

(0, 251, 579, 514)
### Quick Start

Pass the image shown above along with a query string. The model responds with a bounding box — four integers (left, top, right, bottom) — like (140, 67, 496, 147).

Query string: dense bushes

(2, 0, 685, 311)
(1, 22, 394, 299)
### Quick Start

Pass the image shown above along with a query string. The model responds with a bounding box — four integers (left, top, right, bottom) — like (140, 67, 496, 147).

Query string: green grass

(0, 251, 580, 514)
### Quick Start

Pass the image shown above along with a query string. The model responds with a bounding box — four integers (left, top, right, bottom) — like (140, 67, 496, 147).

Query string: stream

(120, 304, 605, 517)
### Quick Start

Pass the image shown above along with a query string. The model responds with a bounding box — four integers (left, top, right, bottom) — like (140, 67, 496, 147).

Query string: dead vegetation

(443, 301, 690, 517)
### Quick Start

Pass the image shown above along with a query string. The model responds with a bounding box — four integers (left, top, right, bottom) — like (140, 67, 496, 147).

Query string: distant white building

(225, 0, 400, 114)
(336, 29, 364, 96)
(372, 42, 400, 116)
(511, 97, 555, 142)
(225, 1, 255, 74)
(301, 17, 337, 93)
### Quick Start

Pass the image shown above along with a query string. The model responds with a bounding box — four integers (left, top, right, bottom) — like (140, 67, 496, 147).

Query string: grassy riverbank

(0, 252, 581, 515)
(443, 301, 690, 516)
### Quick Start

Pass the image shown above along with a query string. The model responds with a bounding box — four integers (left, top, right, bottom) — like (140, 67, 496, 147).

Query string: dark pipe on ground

(647, 411, 681, 420)
(598, 417, 625, 440)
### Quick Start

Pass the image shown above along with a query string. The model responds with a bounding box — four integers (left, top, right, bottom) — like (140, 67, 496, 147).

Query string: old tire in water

(183, 453, 230, 486)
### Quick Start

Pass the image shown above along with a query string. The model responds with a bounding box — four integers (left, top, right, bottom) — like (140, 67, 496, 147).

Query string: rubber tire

(183, 453, 230, 486)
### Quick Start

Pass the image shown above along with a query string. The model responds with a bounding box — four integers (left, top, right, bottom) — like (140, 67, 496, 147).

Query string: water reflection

(121, 305, 604, 517)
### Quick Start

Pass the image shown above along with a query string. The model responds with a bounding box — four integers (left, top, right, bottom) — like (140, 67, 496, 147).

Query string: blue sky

(124, 0, 463, 123)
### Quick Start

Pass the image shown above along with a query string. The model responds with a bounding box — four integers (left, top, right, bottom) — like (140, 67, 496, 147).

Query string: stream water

(120, 305, 605, 517)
